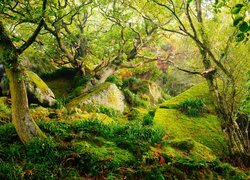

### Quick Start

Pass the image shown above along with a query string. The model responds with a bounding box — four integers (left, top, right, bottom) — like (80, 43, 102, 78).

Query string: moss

(0, 97, 11, 122)
(160, 82, 214, 111)
(154, 108, 228, 155)
(26, 71, 50, 94)
(166, 139, 216, 162)
(128, 108, 148, 121)
(45, 78, 72, 98)
(67, 113, 114, 124)
(30, 106, 50, 121)
(71, 139, 135, 174)
(171, 138, 195, 152)
(66, 83, 111, 109)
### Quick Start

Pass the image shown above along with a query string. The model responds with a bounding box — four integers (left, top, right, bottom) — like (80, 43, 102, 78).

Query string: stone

(25, 71, 56, 107)
(66, 82, 126, 112)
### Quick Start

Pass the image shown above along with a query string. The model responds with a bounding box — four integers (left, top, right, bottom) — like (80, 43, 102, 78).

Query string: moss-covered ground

(0, 80, 249, 179)
(154, 108, 227, 155)
(154, 82, 228, 157)
(0, 119, 248, 179)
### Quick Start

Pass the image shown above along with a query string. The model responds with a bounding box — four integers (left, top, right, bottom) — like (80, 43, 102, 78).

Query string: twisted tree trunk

(0, 17, 46, 143)
(6, 67, 45, 143)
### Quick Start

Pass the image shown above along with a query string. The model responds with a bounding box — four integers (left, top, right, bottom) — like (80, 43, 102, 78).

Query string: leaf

(235, 32, 245, 42)
(233, 16, 243, 26)
(231, 4, 244, 14)
(239, 21, 249, 32)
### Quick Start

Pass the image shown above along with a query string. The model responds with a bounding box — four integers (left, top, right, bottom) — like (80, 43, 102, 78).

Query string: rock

(66, 82, 126, 112)
(25, 71, 56, 107)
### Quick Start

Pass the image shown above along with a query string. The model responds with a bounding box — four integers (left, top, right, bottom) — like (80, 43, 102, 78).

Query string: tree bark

(5, 67, 45, 143)
(0, 21, 45, 144)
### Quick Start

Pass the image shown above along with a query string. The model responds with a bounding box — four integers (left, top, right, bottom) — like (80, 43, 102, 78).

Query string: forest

(0, 0, 249, 179)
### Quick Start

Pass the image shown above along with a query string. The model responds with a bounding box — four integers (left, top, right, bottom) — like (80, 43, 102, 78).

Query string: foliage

(0, 120, 248, 179)
(179, 99, 205, 117)
(25, 137, 58, 163)
(106, 75, 123, 88)
(143, 113, 154, 126)
(123, 88, 149, 108)
(238, 71, 250, 115)
(41, 67, 76, 80)
(82, 104, 124, 120)
(213, 1, 250, 42)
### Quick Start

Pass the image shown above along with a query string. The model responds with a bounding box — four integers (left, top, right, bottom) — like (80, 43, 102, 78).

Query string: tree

(43, 0, 167, 93)
(0, 0, 48, 143)
(129, 0, 250, 165)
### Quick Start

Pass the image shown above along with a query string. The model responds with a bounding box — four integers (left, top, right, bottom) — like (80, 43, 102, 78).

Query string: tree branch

(16, 0, 47, 54)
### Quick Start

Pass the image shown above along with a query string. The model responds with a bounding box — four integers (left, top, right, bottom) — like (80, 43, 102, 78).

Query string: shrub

(179, 99, 205, 117)
(80, 104, 124, 121)
(122, 77, 139, 88)
(55, 97, 67, 109)
(41, 67, 76, 80)
(106, 75, 123, 87)
(143, 114, 154, 126)
(123, 88, 149, 108)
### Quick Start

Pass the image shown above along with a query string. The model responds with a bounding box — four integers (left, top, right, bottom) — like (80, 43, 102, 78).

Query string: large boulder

(25, 71, 56, 107)
(66, 82, 126, 112)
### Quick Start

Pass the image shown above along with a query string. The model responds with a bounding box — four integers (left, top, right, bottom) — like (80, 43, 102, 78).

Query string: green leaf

(239, 21, 249, 32)
(231, 4, 244, 14)
(233, 16, 243, 26)
(235, 32, 245, 42)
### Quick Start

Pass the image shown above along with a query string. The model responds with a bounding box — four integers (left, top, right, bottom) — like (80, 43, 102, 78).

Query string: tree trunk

(6, 67, 45, 143)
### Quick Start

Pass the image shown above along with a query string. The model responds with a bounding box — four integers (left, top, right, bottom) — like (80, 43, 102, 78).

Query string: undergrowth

(0, 120, 248, 179)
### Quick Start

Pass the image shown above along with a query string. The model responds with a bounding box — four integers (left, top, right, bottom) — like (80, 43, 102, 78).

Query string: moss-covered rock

(25, 71, 56, 107)
(154, 108, 227, 155)
(154, 83, 227, 156)
(66, 82, 126, 112)
(160, 82, 214, 111)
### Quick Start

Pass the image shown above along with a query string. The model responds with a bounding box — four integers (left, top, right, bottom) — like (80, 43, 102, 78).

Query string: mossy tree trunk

(193, 0, 249, 165)
(0, 0, 47, 143)
(5, 67, 45, 143)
